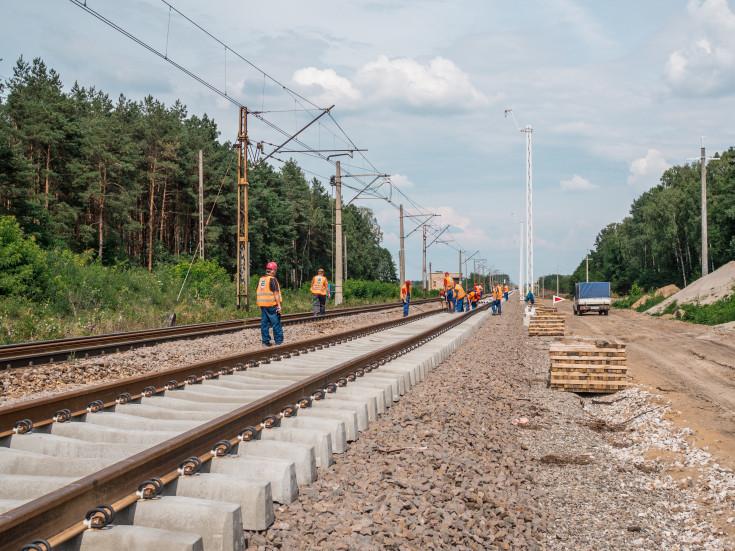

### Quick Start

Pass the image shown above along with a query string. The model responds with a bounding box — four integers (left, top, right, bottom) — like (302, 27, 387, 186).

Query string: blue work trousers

(446, 290, 454, 312)
(403, 297, 410, 317)
(504, 292, 509, 301)
(456, 298, 465, 312)
(471, 301, 478, 310)
(492, 299, 502, 314)
(261, 306, 283, 345)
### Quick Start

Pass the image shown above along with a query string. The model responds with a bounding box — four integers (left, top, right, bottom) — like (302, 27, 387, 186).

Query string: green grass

(676, 293, 735, 325)
(634, 293, 667, 312)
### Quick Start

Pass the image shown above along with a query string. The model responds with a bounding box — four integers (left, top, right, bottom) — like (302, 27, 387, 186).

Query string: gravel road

(245, 299, 734, 550)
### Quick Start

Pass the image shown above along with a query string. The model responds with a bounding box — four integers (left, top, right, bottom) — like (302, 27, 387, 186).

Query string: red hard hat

(444, 271, 449, 275)
(266, 262, 277, 270)
(406, 280, 411, 285)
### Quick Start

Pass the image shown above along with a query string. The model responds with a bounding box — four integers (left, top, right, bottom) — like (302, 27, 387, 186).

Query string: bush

(343, 280, 398, 300)
(171, 257, 231, 299)
(0, 215, 50, 300)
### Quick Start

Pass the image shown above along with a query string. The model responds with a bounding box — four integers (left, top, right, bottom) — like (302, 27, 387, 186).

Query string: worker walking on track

(257, 262, 283, 346)
(503, 283, 509, 301)
(443, 272, 455, 313)
(492, 282, 503, 315)
(454, 281, 467, 312)
(401, 280, 411, 317)
(310, 268, 330, 317)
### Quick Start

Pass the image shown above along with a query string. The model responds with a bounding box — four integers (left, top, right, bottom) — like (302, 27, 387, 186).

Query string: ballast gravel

(245, 300, 734, 551)
(0, 304, 438, 407)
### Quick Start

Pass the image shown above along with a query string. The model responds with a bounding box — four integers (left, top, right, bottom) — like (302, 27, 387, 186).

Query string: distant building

(428, 271, 460, 291)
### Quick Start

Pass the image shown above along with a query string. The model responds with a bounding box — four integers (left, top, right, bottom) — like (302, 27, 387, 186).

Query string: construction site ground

(558, 300, 735, 473)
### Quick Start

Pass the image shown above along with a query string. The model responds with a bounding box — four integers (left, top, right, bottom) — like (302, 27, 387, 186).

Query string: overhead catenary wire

(67, 0, 470, 260)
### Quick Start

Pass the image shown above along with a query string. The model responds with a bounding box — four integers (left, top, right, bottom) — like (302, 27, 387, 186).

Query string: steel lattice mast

(505, 110, 534, 300)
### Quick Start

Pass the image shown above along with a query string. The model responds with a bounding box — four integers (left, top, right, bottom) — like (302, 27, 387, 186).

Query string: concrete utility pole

(586, 253, 589, 282)
(399, 204, 405, 286)
(459, 250, 462, 286)
(335, 161, 343, 305)
(199, 149, 204, 260)
(236, 107, 250, 311)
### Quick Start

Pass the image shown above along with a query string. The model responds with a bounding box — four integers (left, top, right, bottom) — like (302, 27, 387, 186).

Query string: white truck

(573, 282, 611, 315)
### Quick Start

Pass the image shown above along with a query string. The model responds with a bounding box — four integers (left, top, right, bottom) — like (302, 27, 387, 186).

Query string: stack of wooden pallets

(528, 308, 565, 336)
(548, 341, 627, 393)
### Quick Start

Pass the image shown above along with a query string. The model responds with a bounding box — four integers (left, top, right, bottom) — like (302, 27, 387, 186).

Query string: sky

(2, 0, 735, 285)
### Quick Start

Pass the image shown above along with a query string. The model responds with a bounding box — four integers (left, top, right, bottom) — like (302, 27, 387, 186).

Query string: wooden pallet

(528, 311, 565, 337)
(548, 341, 627, 393)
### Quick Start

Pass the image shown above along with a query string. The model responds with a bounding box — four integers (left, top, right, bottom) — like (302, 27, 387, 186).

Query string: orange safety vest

(444, 277, 454, 289)
(493, 286, 502, 300)
(311, 275, 328, 295)
(468, 290, 477, 302)
(503, 285, 509, 293)
(400, 284, 411, 300)
(257, 275, 279, 307)
(454, 283, 466, 299)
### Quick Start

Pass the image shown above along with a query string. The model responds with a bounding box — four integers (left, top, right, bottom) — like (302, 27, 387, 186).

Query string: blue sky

(3, 0, 734, 284)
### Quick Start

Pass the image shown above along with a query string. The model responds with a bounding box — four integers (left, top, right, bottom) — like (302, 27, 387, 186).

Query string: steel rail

(6, 303, 488, 549)
(2, 303, 488, 550)
(0, 298, 440, 370)
(0, 307, 442, 437)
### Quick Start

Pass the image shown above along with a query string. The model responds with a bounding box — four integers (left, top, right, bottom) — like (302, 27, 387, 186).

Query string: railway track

(0, 299, 440, 370)
(0, 302, 490, 551)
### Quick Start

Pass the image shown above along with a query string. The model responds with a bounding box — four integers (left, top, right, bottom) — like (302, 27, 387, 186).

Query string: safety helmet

(406, 280, 411, 285)
(444, 271, 449, 276)
(266, 262, 277, 270)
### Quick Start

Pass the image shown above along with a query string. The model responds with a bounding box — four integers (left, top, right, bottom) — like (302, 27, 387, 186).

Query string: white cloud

(390, 173, 414, 189)
(627, 149, 670, 190)
(292, 67, 361, 105)
(664, 0, 735, 97)
(355, 55, 488, 109)
(560, 175, 598, 191)
(292, 55, 488, 111)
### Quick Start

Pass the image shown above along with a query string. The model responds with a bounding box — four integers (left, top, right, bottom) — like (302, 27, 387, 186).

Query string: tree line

(0, 56, 397, 288)
(567, 148, 735, 294)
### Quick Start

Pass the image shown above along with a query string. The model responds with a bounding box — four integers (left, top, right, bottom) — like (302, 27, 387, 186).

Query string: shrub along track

(0, 303, 486, 550)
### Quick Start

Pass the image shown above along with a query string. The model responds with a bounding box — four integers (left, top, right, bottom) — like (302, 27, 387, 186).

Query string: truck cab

(573, 282, 611, 315)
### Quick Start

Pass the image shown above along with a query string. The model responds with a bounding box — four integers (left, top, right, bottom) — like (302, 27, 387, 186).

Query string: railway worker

(503, 283, 509, 301)
(492, 282, 503, 315)
(468, 287, 479, 310)
(257, 262, 283, 347)
(443, 272, 455, 312)
(401, 280, 412, 317)
(310, 268, 330, 317)
(525, 289, 535, 306)
(454, 281, 467, 312)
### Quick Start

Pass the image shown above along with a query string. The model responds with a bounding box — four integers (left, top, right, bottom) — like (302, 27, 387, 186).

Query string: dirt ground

(557, 299, 735, 472)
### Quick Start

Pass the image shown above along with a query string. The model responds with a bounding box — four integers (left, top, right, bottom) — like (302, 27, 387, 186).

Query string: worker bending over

(468, 288, 478, 310)
(310, 268, 330, 316)
(257, 262, 283, 346)
(401, 280, 411, 317)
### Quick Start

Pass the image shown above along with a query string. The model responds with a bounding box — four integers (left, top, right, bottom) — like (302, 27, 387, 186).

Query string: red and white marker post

(553, 295, 565, 304)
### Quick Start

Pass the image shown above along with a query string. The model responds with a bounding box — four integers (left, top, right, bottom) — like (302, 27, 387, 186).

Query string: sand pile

(647, 260, 735, 314)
